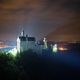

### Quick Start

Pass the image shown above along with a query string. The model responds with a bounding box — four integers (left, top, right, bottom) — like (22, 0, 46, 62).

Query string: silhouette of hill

(0, 50, 80, 80)
(18, 50, 80, 80)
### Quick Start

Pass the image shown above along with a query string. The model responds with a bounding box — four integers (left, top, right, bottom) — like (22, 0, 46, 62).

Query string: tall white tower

(17, 30, 27, 53)
(17, 37, 20, 53)
(43, 37, 48, 49)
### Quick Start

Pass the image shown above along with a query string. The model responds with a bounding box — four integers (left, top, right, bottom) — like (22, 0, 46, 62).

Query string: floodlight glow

(8, 48, 17, 56)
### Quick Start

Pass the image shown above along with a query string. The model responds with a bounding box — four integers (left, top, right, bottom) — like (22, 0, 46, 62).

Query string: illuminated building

(17, 30, 47, 53)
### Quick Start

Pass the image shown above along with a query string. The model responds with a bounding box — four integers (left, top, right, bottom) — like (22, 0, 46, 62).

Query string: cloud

(0, 0, 12, 3)
(0, 0, 79, 40)
(62, 0, 80, 12)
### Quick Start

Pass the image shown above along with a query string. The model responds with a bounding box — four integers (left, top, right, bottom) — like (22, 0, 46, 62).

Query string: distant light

(59, 47, 68, 51)
(52, 44, 58, 53)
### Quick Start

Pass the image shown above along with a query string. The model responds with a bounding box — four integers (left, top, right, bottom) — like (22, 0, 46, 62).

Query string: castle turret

(20, 29, 25, 36)
(17, 30, 27, 53)
(43, 37, 48, 49)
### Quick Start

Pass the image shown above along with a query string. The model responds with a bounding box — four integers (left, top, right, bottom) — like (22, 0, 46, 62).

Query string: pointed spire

(20, 28, 25, 36)
(43, 37, 47, 43)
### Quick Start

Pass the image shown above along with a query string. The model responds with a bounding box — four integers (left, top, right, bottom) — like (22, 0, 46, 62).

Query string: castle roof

(19, 36, 26, 41)
(19, 36, 36, 41)
(28, 37, 35, 41)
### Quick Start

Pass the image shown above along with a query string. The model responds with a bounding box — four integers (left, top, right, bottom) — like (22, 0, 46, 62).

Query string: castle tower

(43, 37, 48, 49)
(17, 30, 27, 53)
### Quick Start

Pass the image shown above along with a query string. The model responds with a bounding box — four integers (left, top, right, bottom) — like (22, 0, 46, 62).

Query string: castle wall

(20, 41, 28, 52)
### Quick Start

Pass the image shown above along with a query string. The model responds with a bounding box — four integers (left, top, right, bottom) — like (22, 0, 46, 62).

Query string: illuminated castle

(17, 30, 48, 53)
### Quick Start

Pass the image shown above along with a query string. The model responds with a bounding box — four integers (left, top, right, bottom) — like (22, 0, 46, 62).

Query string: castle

(17, 30, 48, 53)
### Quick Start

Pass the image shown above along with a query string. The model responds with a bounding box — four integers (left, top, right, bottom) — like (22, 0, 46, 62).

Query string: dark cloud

(0, 0, 13, 4)
(62, 0, 80, 12)
(0, 8, 33, 14)
(0, 0, 9, 3)
(43, 0, 56, 7)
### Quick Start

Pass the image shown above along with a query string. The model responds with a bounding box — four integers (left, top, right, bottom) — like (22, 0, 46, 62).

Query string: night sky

(0, 0, 80, 41)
